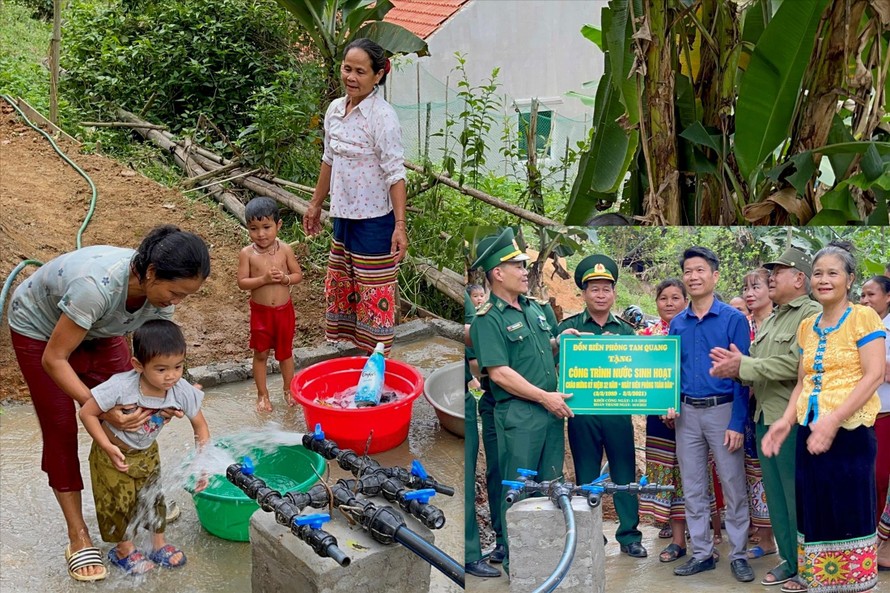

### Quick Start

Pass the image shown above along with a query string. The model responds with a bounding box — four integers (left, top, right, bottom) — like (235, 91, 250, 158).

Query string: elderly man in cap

(709, 246, 820, 587)
(468, 227, 573, 574)
(557, 254, 647, 558)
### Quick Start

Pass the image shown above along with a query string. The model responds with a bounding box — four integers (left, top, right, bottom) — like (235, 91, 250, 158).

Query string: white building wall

(386, 0, 608, 184)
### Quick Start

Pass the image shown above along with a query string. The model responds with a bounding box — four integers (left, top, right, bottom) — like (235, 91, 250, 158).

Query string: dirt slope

(0, 102, 327, 400)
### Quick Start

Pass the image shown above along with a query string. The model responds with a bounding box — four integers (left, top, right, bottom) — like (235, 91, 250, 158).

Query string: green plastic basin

(192, 444, 326, 541)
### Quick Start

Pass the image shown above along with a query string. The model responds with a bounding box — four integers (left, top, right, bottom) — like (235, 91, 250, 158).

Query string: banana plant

(568, 0, 890, 226)
(273, 0, 429, 105)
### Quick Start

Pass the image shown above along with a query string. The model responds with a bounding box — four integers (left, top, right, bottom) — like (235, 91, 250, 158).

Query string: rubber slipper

(761, 564, 795, 586)
(149, 544, 187, 568)
(747, 545, 778, 559)
(658, 524, 673, 539)
(65, 545, 107, 582)
(780, 576, 808, 593)
(107, 548, 154, 575)
(659, 543, 686, 563)
(878, 564, 890, 572)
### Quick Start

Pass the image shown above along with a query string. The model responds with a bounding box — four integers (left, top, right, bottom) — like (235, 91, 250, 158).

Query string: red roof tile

(384, 0, 471, 40)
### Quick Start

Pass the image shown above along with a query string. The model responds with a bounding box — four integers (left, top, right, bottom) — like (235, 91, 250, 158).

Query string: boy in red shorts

(237, 197, 303, 412)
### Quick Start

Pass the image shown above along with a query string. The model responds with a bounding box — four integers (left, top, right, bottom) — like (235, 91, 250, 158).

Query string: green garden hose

(0, 94, 98, 315)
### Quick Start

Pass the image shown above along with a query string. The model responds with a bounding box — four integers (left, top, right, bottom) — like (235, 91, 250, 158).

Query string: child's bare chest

(249, 250, 287, 274)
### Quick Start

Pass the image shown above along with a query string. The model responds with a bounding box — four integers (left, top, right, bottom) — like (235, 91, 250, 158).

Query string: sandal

(65, 545, 107, 582)
(780, 575, 808, 593)
(747, 545, 778, 559)
(761, 563, 795, 586)
(659, 543, 686, 563)
(658, 523, 673, 539)
(107, 548, 154, 575)
(149, 544, 187, 568)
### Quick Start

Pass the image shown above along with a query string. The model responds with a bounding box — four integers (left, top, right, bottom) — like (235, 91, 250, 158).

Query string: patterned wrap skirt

(325, 213, 397, 354)
(744, 412, 770, 527)
(796, 424, 878, 592)
(640, 416, 718, 523)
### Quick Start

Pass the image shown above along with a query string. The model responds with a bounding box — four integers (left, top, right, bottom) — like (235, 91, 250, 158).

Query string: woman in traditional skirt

(762, 242, 886, 593)
(740, 269, 777, 558)
(304, 38, 407, 354)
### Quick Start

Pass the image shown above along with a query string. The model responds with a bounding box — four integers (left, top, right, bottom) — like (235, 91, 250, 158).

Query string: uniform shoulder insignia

(533, 297, 549, 305)
(476, 302, 492, 316)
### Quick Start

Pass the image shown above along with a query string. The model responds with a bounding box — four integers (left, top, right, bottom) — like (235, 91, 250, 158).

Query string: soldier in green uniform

(469, 228, 573, 574)
(465, 289, 502, 578)
(557, 254, 647, 558)
(477, 291, 560, 569)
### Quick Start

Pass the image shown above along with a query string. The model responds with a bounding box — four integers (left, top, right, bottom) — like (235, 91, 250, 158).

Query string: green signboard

(559, 335, 680, 414)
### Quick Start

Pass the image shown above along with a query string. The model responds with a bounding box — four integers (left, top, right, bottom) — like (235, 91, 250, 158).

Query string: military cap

(574, 254, 619, 288)
(471, 228, 530, 272)
(764, 247, 812, 277)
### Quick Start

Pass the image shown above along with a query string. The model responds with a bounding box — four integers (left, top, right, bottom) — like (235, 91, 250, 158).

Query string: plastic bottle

(353, 342, 386, 407)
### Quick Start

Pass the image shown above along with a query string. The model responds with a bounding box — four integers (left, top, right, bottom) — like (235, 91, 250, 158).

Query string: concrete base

(506, 497, 605, 593)
(250, 509, 434, 593)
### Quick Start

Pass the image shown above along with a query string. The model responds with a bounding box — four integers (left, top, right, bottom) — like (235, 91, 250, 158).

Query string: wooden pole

(80, 121, 167, 130)
(404, 161, 559, 227)
(181, 160, 242, 188)
(49, 0, 61, 124)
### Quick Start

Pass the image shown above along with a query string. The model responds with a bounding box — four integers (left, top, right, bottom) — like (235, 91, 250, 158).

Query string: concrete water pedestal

(506, 496, 605, 593)
(250, 508, 435, 593)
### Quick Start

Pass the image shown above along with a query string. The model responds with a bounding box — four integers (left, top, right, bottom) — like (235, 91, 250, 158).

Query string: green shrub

(61, 0, 301, 139)
(237, 65, 326, 184)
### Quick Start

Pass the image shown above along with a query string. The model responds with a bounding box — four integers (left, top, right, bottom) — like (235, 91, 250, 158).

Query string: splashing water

(115, 422, 307, 554)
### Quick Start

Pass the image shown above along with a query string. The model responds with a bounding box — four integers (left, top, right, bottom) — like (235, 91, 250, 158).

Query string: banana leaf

(565, 59, 639, 225)
(734, 0, 830, 179)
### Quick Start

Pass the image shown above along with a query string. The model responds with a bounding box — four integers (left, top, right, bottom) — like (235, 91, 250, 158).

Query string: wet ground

(468, 520, 890, 592)
(0, 336, 463, 593)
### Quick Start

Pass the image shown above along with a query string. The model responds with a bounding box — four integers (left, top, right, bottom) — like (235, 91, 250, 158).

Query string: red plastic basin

(290, 356, 425, 454)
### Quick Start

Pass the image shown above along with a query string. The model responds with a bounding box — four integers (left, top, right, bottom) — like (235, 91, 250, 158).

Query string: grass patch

(0, 3, 53, 112)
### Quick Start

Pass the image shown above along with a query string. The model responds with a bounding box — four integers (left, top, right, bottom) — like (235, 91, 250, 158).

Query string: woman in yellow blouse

(762, 242, 886, 593)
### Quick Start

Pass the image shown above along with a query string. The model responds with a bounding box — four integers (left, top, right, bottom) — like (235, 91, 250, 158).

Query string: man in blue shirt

(669, 246, 754, 583)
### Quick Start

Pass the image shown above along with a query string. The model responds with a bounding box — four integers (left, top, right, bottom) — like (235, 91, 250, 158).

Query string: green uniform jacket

(739, 294, 821, 424)
(470, 294, 558, 401)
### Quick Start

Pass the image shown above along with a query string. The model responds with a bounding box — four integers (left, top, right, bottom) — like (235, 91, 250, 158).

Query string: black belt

(680, 394, 733, 408)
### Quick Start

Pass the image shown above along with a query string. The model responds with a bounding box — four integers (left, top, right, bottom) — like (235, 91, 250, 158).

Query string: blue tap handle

(502, 480, 524, 489)
(404, 488, 436, 504)
(241, 456, 255, 475)
(411, 460, 428, 479)
(294, 513, 331, 530)
(580, 483, 604, 494)
(516, 468, 537, 478)
(639, 476, 649, 487)
(313, 423, 325, 441)
(591, 472, 609, 484)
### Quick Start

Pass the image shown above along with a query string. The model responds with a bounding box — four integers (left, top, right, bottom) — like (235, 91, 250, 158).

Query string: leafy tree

(568, 0, 890, 226)
(62, 0, 302, 138)
(272, 0, 429, 106)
